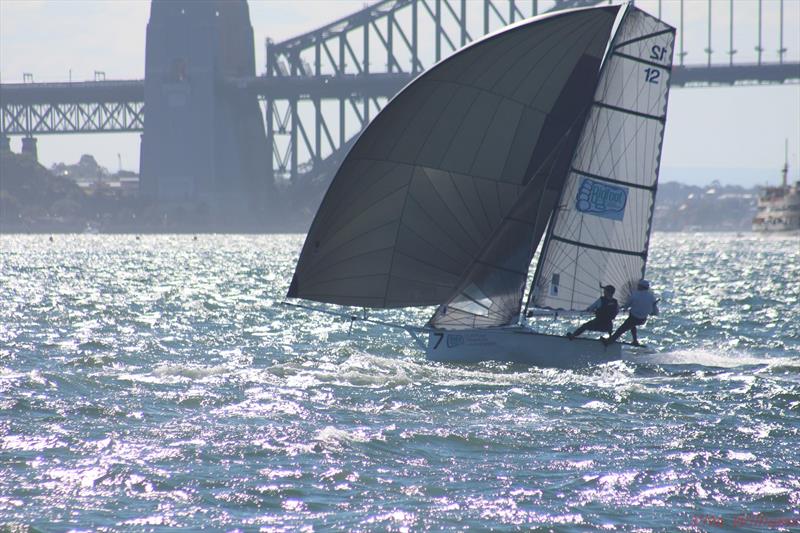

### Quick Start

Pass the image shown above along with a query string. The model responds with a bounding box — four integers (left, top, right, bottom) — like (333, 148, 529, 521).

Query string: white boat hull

(425, 326, 622, 367)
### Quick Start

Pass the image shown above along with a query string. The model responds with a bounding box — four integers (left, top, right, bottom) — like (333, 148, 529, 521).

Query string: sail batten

(549, 235, 646, 258)
(571, 168, 658, 192)
(613, 28, 675, 49)
(612, 51, 673, 70)
(592, 101, 666, 122)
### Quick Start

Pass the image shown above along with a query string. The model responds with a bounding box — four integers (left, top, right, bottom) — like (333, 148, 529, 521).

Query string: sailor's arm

(651, 296, 660, 316)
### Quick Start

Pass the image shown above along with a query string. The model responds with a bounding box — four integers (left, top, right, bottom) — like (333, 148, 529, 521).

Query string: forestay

(531, 7, 675, 312)
(288, 6, 620, 308)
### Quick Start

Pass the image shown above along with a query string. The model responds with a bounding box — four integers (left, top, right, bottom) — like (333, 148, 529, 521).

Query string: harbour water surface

(1, 233, 798, 530)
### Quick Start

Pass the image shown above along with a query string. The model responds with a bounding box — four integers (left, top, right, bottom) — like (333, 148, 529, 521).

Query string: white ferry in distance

(752, 142, 800, 232)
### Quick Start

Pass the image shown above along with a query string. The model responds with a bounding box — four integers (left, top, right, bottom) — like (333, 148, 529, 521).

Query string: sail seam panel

(312, 159, 396, 243)
(397, 220, 474, 269)
(544, 236, 635, 290)
(447, 171, 492, 241)
(424, 169, 491, 244)
(300, 273, 390, 289)
(403, 194, 477, 259)
(473, 260, 528, 277)
(307, 169, 409, 249)
(535, 253, 643, 307)
(392, 250, 466, 282)
(302, 242, 398, 281)
(298, 293, 387, 303)
(450, 8, 592, 94)
(450, 92, 506, 179)
(586, 96, 660, 187)
(517, 15, 613, 113)
(597, 112, 663, 190)
(550, 154, 653, 275)
(419, 169, 485, 250)
(465, 174, 495, 235)
(305, 270, 458, 293)
(350, 156, 534, 186)
(507, 216, 536, 226)
(403, 78, 567, 127)
(489, 13, 600, 96)
(299, 219, 401, 277)
(423, 87, 487, 175)
(304, 180, 412, 262)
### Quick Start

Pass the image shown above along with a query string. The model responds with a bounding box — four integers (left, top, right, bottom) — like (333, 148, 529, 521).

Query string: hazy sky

(1, 0, 798, 186)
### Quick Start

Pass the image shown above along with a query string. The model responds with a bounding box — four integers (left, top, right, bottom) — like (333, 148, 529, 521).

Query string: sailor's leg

(609, 317, 633, 342)
(571, 323, 589, 338)
(631, 326, 638, 343)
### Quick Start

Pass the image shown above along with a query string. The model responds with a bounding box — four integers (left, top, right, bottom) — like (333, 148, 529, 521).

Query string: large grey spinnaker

(287, 6, 621, 308)
(428, 6, 625, 330)
(530, 8, 676, 312)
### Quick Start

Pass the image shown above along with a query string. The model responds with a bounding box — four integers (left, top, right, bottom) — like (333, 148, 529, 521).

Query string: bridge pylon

(21, 137, 37, 161)
(139, 0, 273, 225)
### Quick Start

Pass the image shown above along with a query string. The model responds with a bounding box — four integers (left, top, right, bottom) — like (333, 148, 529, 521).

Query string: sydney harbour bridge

(1, 0, 798, 217)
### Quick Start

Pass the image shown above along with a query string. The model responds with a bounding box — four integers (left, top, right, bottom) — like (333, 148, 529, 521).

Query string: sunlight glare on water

(0, 232, 798, 530)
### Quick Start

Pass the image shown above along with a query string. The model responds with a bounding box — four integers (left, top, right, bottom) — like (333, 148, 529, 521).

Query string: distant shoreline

(1, 148, 784, 235)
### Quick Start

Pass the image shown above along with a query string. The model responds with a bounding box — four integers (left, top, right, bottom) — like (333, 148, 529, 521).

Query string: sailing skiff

(286, 3, 675, 367)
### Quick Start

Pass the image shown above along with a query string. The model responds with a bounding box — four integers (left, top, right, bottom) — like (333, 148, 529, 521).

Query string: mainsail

(531, 8, 675, 312)
(288, 6, 621, 308)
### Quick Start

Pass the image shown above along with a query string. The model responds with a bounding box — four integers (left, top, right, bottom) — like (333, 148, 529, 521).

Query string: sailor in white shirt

(603, 279, 659, 346)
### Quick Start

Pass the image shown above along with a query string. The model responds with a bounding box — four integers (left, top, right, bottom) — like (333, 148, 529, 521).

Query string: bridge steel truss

(262, 0, 598, 181)
(0, 81, 144, 136)
(1, 0, 798, 185)
(261, 0, 800, 183)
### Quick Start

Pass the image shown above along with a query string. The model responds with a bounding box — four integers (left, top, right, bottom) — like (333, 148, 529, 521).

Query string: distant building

(116, 171, 140, 197)
(51, 154, 109, 184)
(653, 181, 758, 231)
(51, 155, 139, 196)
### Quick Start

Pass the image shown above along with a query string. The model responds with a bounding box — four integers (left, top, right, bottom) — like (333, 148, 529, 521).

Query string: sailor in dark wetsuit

(567, 285, 619, 340)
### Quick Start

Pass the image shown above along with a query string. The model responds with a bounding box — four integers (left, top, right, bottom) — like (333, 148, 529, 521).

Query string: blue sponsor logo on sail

(575, 177, 628, 221)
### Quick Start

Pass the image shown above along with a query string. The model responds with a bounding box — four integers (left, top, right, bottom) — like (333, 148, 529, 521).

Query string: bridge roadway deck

(0, 80, 144, 105)
(1, 62, 798, 109)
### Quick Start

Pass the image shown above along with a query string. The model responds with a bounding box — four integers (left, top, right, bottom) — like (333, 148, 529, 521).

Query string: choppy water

(1, 232, 798, 531)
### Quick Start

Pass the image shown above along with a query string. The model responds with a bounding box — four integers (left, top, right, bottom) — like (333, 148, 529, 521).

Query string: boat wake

(625, 348, 779, 368)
